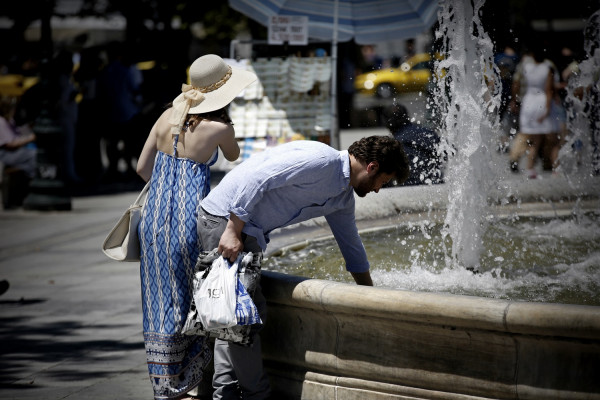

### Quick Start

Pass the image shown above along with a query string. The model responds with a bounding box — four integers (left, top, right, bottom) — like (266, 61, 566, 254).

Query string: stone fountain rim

(263, 183, 600, 341)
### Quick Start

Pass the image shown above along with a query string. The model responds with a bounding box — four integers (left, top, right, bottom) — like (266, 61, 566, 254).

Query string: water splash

(560, 25, 600, 175)
(433, 0, 502, 270)
(265, 213, 600, 305)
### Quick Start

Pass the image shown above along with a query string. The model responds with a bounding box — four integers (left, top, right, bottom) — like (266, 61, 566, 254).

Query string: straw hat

(168, 54, 257, 133)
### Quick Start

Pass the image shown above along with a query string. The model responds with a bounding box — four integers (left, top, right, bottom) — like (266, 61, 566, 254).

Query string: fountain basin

(261, 272, 599, 400)
(260, 182, 600, 400)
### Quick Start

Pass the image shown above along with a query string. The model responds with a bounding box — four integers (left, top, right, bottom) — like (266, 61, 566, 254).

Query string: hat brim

(188, 66, 257, 114)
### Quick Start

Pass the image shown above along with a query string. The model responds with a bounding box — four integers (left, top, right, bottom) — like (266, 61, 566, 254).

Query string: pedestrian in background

(383, 103, 444, 186)
(73, 46, 104, 184)
(508, 42, 554, 179)
(97, 41, 143, 182)
(494, 45, 519, 152)
(0, 96, 36, 208)
(0, 96, 36, 179)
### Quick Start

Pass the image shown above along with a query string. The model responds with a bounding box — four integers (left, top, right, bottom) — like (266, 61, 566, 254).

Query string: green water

(264, 213, 600, 306)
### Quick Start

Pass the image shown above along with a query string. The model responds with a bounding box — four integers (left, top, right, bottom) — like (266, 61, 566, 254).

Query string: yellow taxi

(0, 74, 39, 97)
(354, 53, 442, 98)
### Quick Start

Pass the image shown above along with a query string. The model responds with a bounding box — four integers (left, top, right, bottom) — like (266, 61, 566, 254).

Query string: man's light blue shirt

(201, 140, 369, 273)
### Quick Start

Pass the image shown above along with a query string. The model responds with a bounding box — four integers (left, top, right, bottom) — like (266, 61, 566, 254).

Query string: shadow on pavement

(0, 310, 144, 389)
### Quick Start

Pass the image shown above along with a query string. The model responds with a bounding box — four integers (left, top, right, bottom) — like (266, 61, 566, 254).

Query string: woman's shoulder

(194, 117, 234, 136)
(157, 107, 174, 122)
(151, 108, 172, 137)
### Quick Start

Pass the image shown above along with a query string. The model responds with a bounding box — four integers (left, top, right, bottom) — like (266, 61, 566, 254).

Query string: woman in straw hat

(136, 54, 256, 400)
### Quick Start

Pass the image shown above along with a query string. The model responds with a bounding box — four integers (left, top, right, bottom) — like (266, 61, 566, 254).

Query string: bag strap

(133, 181, 151, 207)
(173, 133, 179, 157)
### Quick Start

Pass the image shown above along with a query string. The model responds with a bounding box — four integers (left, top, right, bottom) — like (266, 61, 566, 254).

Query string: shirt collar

(340, 150, 351, 189)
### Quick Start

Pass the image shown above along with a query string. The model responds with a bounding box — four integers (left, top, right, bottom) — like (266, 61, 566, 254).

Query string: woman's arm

(3, 131, 35, 149)
(0, 118, 35, 149)
(136, 120, 159, 182)
(539, 69, 553, 123)
(218, 124, 240, 162)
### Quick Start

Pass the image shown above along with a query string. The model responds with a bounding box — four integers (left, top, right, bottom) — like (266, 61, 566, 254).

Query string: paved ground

(0, 128, 380, 400)
(0, 191, 153, 400)
(1, 127, 599, 400)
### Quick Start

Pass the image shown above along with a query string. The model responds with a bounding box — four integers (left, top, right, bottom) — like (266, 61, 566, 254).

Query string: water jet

(258, 1, 600, 398)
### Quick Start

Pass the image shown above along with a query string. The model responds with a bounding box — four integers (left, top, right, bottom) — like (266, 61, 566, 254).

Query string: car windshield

(412, 61, 433, 70)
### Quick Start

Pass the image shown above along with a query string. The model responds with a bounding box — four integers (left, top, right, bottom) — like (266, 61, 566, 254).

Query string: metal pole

(23, 0, 72, 211)
(329, 0, 339, 149)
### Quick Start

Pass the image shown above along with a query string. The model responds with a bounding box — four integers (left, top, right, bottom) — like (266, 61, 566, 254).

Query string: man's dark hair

(348, 135, 410, 183)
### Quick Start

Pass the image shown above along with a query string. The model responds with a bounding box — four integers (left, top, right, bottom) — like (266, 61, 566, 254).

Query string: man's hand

(218, 213, 245, 262)
(351, 271, 373, 286)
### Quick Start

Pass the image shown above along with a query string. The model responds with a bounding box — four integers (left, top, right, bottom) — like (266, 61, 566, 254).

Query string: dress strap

(172, 134, 179, 157)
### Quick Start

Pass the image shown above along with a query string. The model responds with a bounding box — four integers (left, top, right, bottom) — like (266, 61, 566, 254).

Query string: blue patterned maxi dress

(138, 135, 217, 399)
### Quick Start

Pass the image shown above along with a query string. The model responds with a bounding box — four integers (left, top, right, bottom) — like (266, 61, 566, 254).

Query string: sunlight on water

(264, 213, 600, 306)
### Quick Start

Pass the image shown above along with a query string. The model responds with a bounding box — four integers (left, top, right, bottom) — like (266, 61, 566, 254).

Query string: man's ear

(367, 161, 379, 174)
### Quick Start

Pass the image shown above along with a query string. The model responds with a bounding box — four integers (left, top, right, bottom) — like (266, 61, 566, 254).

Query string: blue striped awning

(229, 0, 440, 44)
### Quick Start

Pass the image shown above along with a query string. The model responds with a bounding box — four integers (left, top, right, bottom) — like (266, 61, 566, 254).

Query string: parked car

(354, 53, 442, 98)
(0, 74, 39, 97)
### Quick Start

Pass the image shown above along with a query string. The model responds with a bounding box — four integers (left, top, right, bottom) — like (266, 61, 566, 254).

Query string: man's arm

(218, 212, 246, 262)
(325, 208, 372, 286)
(351, 271, 373, 286)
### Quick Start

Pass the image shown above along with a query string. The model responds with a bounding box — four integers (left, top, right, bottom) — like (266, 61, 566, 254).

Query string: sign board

(268, 16, 308, 45)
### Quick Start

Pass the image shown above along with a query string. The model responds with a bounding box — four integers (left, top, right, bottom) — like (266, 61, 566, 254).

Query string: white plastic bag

(182, 250, 263, 344)
(195, 256, 238, 330)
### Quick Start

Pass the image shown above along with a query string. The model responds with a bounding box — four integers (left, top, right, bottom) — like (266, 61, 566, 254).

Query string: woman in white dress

(509, 45, 554, 179)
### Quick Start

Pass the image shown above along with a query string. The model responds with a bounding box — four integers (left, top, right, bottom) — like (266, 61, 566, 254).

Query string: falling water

(560, 9, 600, 175)
(433, 0, 502, 270)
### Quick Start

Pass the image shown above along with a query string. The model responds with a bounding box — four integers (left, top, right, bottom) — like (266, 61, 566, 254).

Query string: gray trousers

(197, 208, 271, 400)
